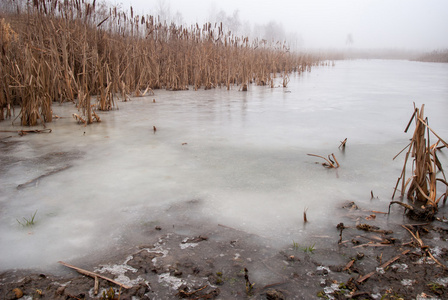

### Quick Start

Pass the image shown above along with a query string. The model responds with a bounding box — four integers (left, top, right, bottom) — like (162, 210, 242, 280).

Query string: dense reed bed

(413, 49, 448, 63)
(0, 0, 320, 126)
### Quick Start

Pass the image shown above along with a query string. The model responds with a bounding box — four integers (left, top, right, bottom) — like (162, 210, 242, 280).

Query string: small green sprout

(17, 210, 38, 227)
(302, 243, 316, 253)
(292, 240, 299, 250)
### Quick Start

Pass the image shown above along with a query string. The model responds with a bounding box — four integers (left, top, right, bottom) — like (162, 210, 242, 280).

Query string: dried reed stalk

(391, 104, 447, 220)
(58, 261, 132, 289)
(308, 153, 340, 168)
(0, 0, 321, 125)
(339, 138, 347, 149)
(402, 225, 446, 269)
(356, 250, 410, 283)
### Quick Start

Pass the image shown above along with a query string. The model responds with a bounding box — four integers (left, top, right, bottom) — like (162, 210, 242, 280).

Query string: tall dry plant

(0, 17, 18, 121)
(391, 104, 448, 220)
(0, 0, 321, 126)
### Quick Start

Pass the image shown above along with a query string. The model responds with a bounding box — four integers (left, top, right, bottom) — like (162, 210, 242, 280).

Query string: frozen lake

(1, 59, 448, 272)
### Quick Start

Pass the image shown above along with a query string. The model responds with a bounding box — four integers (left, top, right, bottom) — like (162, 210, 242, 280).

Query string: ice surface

(1, 60, 448, 272)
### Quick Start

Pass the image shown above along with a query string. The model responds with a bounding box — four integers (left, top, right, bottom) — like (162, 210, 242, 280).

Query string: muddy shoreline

(1, 204, 448, 300)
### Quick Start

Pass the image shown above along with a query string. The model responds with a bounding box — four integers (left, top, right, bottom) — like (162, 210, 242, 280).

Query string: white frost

(180, 242, 198, 250)
(401, 279, 414, 286)
(158, 272, 185, 290)
(435, 277, 448, 286)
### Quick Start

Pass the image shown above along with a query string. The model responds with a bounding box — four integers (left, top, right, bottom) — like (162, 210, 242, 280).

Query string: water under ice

(0, 59, 447, 272)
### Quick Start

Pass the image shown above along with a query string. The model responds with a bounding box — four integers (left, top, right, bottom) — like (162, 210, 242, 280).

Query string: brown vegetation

(308, 153, 340, 168)
(0, 0, 320, 126)
(391, 104, 448, 220)
(413, 49, 448, 63)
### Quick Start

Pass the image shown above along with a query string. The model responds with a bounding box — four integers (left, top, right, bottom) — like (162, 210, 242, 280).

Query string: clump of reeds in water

(0, 0, 321, 126)
(391, 104, 448, 220)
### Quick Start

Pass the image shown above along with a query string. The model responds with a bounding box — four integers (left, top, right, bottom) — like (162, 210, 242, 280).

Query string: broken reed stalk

(401, 225, 447, 269)
(307, 153, 340, 168)
(356, 250, 410, 283)
(0, 0, 322, 125)
(339, 138, 347, 150)
(303, 207, 308, 223)
(176, 285, 208, 298)
(58, 261, 132, 289)
(391, 104, 448, 220)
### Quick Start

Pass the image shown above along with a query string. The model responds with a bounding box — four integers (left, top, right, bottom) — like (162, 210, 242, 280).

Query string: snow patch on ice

(323, 283, 340, 299)
(94, 254, 147, 287)
(391, 263, 408, 273)
(158, 272, 185, 290)
(180, 242, 198, 249)
(401, 279, 414, 286)
(431, 246, 443, 257)
(435, 277, 448, 286)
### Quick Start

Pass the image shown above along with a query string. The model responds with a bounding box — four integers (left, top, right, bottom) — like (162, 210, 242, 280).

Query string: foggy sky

(111, 0, 448, 50)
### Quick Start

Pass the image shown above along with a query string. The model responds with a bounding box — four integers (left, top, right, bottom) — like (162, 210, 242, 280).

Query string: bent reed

(0, 0, 321, 126)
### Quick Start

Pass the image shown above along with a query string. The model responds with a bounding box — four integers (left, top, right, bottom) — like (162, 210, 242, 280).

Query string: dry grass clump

(0, 0, 321, 126)
(391, 104, 448, 220)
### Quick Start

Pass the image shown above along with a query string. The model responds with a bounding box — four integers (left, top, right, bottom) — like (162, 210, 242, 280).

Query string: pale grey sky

(111, 0, 448, 50)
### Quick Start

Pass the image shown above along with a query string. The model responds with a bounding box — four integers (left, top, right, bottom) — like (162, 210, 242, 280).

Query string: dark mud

(1, 205, 448, 300)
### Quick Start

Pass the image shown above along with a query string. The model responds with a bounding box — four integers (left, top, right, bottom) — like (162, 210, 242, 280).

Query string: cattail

(0, 0, 320, 126)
